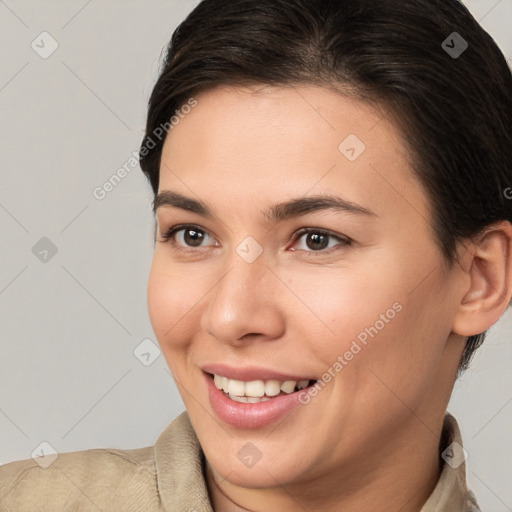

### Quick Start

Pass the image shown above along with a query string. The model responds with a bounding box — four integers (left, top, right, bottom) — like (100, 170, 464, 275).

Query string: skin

(147, 84, 512, 512)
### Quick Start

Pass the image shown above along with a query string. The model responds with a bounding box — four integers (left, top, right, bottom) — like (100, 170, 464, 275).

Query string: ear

(452, 220, 512, 336)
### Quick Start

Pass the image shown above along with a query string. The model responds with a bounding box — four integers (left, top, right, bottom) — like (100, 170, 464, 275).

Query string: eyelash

(158, 223, 352, 256)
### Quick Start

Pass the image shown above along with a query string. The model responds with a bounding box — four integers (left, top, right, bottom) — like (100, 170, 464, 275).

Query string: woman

(1, 0, 511, 510)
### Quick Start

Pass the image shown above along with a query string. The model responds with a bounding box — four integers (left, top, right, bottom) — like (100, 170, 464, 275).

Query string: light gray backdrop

(0, 1, 511, 510)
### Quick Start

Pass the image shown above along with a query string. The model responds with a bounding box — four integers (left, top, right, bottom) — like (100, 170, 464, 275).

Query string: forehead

(158, 84, 430, 226)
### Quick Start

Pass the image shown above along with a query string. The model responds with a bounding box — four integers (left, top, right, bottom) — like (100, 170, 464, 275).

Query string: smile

(203, 370, 319, 428)
(212, 373, 314, 403)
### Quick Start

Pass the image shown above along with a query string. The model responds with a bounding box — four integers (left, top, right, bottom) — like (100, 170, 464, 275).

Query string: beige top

(0, 411, 482, 511)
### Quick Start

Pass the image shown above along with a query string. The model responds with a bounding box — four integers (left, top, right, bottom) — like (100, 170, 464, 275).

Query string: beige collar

(420, 413, 481, 512)
(154, 411, 480, 512)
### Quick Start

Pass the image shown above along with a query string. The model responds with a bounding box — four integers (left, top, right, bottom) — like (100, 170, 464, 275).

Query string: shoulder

(0, 445, 164, 511)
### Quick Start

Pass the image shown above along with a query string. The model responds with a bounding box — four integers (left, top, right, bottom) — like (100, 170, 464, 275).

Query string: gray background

(0, 0, 511, 510)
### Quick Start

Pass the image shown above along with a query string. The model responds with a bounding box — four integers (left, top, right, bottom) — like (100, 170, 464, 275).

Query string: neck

(205, 413, 445, 512)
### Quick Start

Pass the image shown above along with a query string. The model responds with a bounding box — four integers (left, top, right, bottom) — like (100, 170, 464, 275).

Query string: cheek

(283, 254, 446, 393)
(279, 262, 405, 349)
(147, 254, 199, 350)
(338, 275, 453, 420)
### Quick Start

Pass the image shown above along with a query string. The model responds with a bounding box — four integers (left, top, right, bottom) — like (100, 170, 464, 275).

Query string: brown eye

(304, 232, 329, 251)
(291, 228, 351, 254)
(181, 228, 206, 247)
(160, 224, 214, 250)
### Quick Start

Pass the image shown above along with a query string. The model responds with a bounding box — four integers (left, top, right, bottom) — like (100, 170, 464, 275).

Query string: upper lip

(202, 363, 316, 382)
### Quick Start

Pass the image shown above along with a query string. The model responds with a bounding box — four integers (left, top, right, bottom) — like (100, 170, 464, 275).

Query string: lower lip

(204, 372, 314, 429)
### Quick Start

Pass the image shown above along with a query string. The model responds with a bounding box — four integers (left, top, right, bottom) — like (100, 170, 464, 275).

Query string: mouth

(201, 364, 320, 428)
(205, 371, 318, 403)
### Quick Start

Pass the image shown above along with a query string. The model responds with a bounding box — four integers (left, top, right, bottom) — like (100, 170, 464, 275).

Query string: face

(147, 84, 466, 494)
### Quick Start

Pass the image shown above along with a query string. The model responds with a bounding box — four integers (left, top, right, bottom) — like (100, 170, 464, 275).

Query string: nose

(200, 252, 285, 346)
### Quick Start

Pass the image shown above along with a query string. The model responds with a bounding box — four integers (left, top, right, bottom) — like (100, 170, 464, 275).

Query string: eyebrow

(153, 190, 377, 221)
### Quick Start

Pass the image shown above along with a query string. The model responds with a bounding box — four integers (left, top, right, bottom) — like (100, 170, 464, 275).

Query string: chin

(215, 459, 299, 489)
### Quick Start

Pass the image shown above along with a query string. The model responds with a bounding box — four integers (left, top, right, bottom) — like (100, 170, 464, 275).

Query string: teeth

(264, 380, 281, 397)
(228, 393, 249, 403)
(213, 374, 223, 389)
(297, 380, 309, 390)
(245, 380, 265, 397)
(228, 379, 245, 396)
(212, 374, 313, 399)
(280, 381, 296, 394)
(229, 393, 271, 403)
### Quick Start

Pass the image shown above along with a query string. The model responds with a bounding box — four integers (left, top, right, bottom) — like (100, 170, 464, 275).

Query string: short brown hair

(140, 0, 512, 373)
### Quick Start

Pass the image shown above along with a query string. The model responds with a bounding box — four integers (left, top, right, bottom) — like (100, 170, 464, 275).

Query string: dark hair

(139, 0, 512, 374)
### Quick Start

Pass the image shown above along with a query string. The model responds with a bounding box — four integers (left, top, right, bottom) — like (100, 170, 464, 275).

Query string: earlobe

(452, 220, 512, 336)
